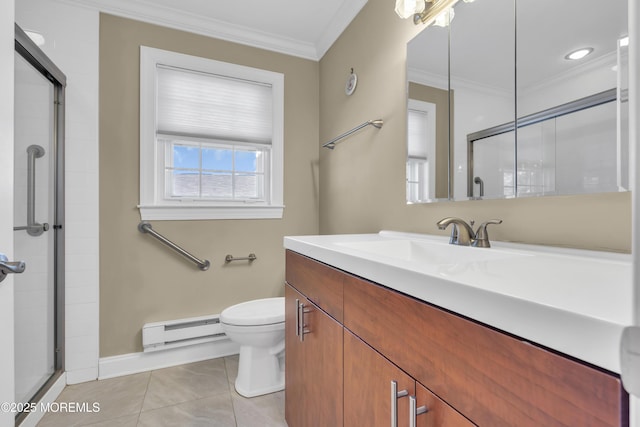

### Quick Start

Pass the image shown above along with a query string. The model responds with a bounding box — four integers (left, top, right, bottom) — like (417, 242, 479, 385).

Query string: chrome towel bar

(138, 221, 210, 271)
(322, 119, 383, 149)
(225, 253, 257, 263)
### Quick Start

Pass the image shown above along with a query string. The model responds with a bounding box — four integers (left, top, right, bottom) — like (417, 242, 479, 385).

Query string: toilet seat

(220, 297, 284, 326)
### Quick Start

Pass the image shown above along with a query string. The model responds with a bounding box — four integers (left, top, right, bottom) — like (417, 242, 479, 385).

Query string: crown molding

(407, 68, 448, 90)
(59, 0, 367, 61)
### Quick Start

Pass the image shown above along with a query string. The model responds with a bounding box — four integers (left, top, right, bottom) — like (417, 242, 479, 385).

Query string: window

(406, 99, 436, 203)
(139, 46, 284, 220)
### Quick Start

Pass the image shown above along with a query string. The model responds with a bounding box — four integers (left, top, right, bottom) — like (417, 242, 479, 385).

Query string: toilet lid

(220, 297, 285, 326)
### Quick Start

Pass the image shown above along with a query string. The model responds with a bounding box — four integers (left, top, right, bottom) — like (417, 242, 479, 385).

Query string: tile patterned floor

(36, 355, 286, 427)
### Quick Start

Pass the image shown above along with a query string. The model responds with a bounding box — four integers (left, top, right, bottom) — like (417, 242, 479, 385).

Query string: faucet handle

(473, 219, 503, 248)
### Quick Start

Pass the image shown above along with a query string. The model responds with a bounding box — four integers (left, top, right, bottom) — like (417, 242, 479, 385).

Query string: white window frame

(407, 99, 436, 202)
(139, 46, 284, 220)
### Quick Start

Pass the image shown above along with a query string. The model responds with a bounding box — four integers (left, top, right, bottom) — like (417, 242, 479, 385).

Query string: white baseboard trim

(98, 338, 240, 380)
(19, 373, 67, 427)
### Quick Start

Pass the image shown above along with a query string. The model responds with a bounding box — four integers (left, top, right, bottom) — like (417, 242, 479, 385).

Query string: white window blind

(406, 99, 436, 203)
(407, 108, 429, 160)
(156, 65, 273, 145)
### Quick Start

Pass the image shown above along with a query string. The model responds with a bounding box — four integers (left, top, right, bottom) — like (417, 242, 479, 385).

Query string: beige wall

(319, 0, 631, 252)
(99, 14, 319, 357)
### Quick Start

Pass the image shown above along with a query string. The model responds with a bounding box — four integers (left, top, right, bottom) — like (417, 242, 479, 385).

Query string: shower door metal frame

(14, 23, 66, 421)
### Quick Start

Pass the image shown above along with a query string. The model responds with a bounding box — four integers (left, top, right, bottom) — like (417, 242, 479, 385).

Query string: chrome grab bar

(225, 253, 256, 263)
(138, 221, 210, 271)
(322, 119, 383, 149)
(14, 145, 49, 236)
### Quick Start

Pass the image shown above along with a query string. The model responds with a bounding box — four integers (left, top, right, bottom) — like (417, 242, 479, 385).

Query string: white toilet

(220, 297, 285, 398)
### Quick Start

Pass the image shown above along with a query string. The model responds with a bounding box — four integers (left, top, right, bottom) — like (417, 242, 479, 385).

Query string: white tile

(66, 237, 98, 256)
(65, 223, 99, 241)
(66, 334, 99, 371)
(66, 367, 98, 385)
(66, 283, 98, 305)
(66, 305, 98, 338)
(66, 319, 96, 339)
(65, 183, 99, 208)
(65, 256, 99, 277)
(66, 140, 98, 172)
(66, 302, 99, 330)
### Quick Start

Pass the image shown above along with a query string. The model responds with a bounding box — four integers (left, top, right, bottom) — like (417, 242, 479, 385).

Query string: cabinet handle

(298, 301, 311, 342)
(296, 298, 300, 337)
(391, 380, 409, 427)
(409, 396, 428, 427)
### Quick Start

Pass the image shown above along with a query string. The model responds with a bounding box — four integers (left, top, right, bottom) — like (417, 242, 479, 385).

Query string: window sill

(138, 204, 284, 220)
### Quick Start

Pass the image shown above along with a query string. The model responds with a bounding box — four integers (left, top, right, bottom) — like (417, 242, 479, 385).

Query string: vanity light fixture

(395, 0, 428, 20)
(395, 0, 457, 26)
(564, 47, 594, 61)
(432, 7, 454, 27)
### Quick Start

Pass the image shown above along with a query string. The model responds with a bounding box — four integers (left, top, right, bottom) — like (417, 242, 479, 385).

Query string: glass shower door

(13, 51, 57, 405)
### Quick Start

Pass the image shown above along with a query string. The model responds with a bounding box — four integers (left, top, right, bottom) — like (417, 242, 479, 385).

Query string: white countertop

(284, 231, 633, 374)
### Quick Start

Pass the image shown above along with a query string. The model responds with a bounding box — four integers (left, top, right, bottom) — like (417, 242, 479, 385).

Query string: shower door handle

(13, 144, 48, 236)
(0, 253, 26, 283)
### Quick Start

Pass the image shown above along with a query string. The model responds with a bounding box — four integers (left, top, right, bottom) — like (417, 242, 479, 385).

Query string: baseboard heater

(142, 314, 227, 352)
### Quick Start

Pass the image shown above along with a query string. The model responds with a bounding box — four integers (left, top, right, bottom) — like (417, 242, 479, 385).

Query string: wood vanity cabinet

(285, 250, 629, 427)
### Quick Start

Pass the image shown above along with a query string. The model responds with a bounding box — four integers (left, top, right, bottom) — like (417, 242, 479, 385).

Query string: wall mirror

(406, 0, 629, 203)
(406, 17, 450, 203)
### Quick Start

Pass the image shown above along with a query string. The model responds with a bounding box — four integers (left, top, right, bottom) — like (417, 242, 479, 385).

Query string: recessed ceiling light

(24, 30, 45, 47)
(619, 36, 629, 47)
(564, 47, 594, 61)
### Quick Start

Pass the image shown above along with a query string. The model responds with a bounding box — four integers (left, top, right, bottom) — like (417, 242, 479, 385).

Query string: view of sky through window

(173, 144, 258, 172)
(166, 142, 264, 200)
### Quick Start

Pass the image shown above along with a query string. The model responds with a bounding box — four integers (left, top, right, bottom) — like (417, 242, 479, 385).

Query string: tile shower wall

(16, 0, 100, 384)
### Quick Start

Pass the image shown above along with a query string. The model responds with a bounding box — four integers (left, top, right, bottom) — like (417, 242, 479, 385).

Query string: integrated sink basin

(284, 230, 633, 373)
(336, 238, 529, 264)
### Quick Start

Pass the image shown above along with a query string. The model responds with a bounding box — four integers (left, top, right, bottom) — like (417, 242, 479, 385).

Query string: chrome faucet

(436, 217, 502, 248)
(437, 217, 476, 246)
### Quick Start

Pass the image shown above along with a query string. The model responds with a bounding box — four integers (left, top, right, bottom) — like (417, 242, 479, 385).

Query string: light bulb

(433, 7, 454, 27)
(395, 0, 416, 19)
(395, 0, 426, 19)
(564, 47, 593, 60)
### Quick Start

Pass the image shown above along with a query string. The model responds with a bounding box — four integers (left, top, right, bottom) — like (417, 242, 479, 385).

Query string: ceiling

(66, 0, 368, 60)
(63, 0, 628, 86)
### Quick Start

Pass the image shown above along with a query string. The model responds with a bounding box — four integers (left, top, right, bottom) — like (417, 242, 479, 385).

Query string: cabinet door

(285, 284, 344, 427)
(414, 383, 476, 427)
(345, 330, 415, 427)
(285, 284, 306, 427)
